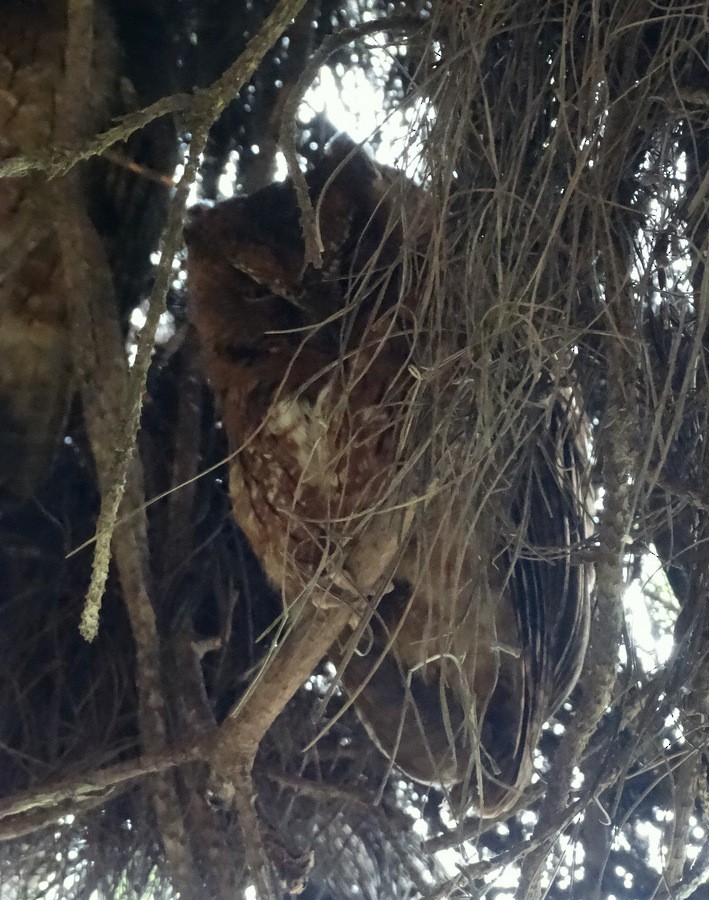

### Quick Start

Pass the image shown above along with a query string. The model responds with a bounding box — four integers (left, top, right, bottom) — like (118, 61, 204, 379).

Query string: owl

(186, 138, 593, 815)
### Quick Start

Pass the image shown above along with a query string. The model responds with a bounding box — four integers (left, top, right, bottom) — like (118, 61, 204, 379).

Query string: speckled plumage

(186, 140, 594, 815)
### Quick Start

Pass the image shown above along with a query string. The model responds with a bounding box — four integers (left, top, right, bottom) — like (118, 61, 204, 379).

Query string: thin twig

(0, 742, 204, 824)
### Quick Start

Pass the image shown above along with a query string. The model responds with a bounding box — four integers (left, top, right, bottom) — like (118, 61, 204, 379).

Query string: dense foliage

(0, 1, 708, 897)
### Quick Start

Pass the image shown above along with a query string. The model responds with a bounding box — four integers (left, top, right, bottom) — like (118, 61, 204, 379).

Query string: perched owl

(186, 138, 593, 815)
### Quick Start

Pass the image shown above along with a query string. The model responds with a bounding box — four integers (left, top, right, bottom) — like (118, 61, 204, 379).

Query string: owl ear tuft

(310, 133, 380, 202)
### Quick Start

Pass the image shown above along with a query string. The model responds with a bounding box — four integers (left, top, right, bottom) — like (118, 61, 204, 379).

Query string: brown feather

(186, 139, 593, 815)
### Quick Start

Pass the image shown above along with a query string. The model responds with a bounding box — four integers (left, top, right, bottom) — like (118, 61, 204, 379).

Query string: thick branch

(208, 602, 351, 896)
